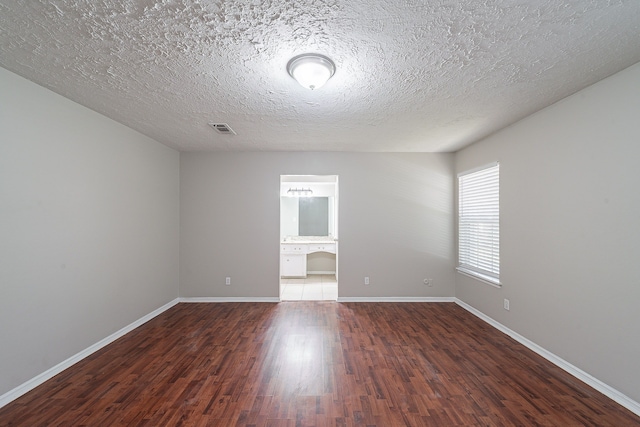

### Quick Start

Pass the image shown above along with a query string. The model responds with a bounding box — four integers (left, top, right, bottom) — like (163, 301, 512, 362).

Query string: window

(457, 162, 500, 285)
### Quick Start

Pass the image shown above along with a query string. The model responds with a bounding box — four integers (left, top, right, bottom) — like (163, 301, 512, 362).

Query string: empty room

(1, 1, 640, 426)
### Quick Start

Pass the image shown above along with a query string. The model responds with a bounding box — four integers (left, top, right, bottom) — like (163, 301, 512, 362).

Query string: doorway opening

(279, 175, 338, 301)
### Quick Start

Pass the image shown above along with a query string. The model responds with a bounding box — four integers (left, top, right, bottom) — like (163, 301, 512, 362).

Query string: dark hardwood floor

(1, 302, 638, 426)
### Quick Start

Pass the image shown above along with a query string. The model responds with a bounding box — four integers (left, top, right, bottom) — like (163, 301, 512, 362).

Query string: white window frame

(457, 162, 500, 286)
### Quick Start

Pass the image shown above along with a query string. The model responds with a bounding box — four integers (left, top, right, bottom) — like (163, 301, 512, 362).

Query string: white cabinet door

(281, 254, 307, 277)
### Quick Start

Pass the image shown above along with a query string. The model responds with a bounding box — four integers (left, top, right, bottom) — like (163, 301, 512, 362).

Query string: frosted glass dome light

(287, 54, 336, 90)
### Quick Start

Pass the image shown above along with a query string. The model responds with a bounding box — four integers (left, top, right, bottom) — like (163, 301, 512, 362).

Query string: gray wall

(455, 62, 640, 402)
(4, 56, 638, 408)
(180, 152, 455, 298)
(0, 68, 180, 395)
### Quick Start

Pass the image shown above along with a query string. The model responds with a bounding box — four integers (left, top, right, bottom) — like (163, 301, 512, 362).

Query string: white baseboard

(306, 270, 336, 275)
(0, 298, 180, 409)
(180, 297, 280, 303)
(337, 296, 455, 303)
(454, 298, 640, 417)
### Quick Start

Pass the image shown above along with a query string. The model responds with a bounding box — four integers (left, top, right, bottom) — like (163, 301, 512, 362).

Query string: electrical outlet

(225, 277, 231, 286)
(504, 299, 510, 311)
(364, 276, 370, 285)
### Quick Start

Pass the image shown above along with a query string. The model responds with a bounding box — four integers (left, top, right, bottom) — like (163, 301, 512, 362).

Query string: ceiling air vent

(208, 122, 236, 135)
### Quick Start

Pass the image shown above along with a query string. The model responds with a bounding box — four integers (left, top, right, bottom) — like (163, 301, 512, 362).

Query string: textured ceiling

(1, 1, 639, 152)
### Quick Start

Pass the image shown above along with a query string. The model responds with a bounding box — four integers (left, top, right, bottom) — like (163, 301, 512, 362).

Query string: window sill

(456, 267, 502, 288)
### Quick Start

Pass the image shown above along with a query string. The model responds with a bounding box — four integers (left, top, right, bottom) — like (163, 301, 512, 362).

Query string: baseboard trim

(337, 296, 455, 303)
(454, 298, 640, 416)
(0, 298, 180, 409)
(180, 297, 281, 303)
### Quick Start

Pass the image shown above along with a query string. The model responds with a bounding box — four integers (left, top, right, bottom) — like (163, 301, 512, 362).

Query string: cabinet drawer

(307, 243, 336, 254)
(281, 244, 308, 254)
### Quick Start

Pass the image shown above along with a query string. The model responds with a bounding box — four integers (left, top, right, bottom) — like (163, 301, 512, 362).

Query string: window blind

(457, 163, 500, 284)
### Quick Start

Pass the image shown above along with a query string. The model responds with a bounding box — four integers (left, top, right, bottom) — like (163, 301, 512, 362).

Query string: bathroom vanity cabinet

(280, 239, 336, 278)
(280, 244, 307, 277)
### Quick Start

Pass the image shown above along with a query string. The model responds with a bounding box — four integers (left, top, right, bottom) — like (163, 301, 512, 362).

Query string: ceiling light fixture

(286, 54, 336, 90)
(287, 187, 313, 197)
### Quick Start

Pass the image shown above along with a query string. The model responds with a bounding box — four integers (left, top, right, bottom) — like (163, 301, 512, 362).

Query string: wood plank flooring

(1, 302, 639, 426)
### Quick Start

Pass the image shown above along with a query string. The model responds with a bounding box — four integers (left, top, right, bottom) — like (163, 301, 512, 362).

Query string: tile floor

(280, 274, 338, 301)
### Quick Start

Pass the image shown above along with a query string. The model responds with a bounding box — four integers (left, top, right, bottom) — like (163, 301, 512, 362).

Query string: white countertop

(281, 236, 336, 244)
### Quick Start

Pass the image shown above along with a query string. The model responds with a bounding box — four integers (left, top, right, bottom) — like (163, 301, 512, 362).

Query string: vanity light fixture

(287, 187, 313, 197)
(286, 53, 336, 90)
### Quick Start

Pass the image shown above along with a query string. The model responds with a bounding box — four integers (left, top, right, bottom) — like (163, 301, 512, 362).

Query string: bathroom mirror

(280, 196, 335, 238)
(299, 197, 329, 236)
